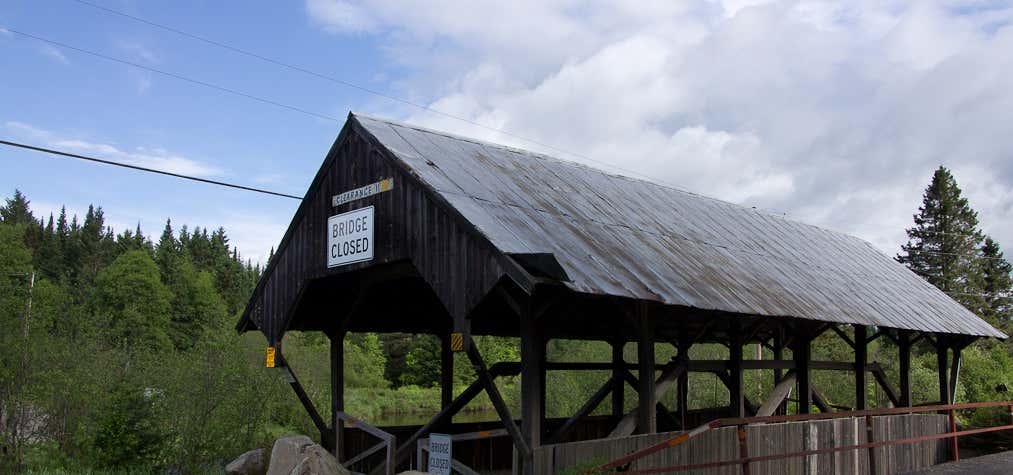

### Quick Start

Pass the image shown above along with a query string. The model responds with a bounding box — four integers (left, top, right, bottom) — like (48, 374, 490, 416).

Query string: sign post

(427, 433, 452, 475)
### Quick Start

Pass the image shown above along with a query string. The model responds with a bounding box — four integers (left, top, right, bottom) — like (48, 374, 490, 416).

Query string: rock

(266, 434, 349, 475)
(289, 444, 348, 475)
(267, 435, 314, 475)
(226, 448, 267, 475)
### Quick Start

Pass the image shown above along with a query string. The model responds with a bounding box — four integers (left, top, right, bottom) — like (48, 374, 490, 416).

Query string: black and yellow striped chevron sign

(450, 332, 465, 352)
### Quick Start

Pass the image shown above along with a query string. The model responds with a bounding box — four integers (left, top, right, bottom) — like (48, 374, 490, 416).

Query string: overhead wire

(0, 140, 302, 200)
(33, 3, 670, 186)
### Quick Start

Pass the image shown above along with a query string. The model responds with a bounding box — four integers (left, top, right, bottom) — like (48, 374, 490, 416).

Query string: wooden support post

(440, 333, 453, 410)
(520, 306, 545, 454)
(899, 331, 912, 407)
(466, 338, 531, 469)
(937, 339, 950, 406)
(949, 347, 962, 405)
(793, 327, 812, 414)
(636, 305, 656, 434)
(676, 337, 690, 428)
(611, 339, 625, 422)
(278, 354, 330, 442)
(729, 321, 745, 418)
(330, 331, 345, 461)
(854, 325, 868, 410)
(773, 331, 785, 415)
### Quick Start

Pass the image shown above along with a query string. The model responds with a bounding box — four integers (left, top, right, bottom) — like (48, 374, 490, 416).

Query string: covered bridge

(237, 113, 1004, 473)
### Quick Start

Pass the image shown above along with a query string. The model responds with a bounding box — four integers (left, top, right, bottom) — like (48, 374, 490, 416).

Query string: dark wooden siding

(241, 117, 507, 343)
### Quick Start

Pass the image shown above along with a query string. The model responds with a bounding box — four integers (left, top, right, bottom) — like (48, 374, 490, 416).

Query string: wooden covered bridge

(236, 113, 1005, 474)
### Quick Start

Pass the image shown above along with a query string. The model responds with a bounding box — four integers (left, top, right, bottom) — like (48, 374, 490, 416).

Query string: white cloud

(117, 41, 159, 64)
(3, 121, 223, 178)
(0, 27, 11, 37)
(40, 45, 69, 65)
(308, 0, 1013, 255)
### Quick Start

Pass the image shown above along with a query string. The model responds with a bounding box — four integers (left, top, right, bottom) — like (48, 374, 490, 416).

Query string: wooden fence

(533, 414, 947, 474)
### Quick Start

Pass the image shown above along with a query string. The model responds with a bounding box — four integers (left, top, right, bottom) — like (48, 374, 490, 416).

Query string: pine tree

(897, 166, 985, 312)
(0, 189, 35, 225)
(155, 219, 180, 282)
(979, 237, 1013, 328)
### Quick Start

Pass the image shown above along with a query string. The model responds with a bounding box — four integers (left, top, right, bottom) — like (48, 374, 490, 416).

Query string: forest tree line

(2, 165, 1013, 472)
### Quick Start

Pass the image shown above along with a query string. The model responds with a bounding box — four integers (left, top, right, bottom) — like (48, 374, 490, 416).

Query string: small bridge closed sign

(427, 433, 451, 475)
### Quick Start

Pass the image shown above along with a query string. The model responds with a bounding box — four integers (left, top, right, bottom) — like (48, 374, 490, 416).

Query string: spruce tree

(979, 237, 1013, 328)
(0, 189, 35, 225)
(897, 166, 985, 312)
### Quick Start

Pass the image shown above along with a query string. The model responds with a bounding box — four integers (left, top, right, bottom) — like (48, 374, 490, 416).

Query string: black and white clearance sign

(327, 206, 374, 267)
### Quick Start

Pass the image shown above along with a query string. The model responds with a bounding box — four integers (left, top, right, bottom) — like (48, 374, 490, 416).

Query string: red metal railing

(597, 401, 1013, 474)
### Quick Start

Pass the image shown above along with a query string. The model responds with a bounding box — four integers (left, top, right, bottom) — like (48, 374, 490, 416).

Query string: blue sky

(1, 1, 398, 261)
(3, 1, 1013, 262)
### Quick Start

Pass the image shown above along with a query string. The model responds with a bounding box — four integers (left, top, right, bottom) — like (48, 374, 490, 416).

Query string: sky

(2, 0, 1013, 264)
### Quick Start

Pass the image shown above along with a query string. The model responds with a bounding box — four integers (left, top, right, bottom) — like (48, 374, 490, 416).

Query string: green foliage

(897, 166, 988, 314)
(402, 335, 441, 387)
(91, 251, 173, 351)
(90, 383, 162, 468)
(979, 237, 1013, 331)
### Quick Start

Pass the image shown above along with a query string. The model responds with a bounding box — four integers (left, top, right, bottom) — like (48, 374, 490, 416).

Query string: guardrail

(597, 400, 1013, 474)
(334, 411, 396, 475)
(416, 428, 510, 475)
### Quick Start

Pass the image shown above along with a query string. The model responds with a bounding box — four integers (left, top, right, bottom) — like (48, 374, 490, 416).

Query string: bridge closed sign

(427, 433, 451, 475)
(327, 206, 374, 267)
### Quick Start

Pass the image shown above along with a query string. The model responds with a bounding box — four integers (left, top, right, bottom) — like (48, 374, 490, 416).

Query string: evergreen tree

(0, 190, 35, 225)
(898, 166, 985, 312)
(979, 237, 1013, 328)
(154, 219, 180, 283)
(79, 205, 112, 286)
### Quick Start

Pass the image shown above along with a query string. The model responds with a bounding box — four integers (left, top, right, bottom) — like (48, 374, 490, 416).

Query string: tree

(0, 190, 35, 226)
(979, 237, 1013, 329)
(0, 223, 34, 469)
(92, 250, 173, 351)
(897, 166, 985, 313)
(167, 258, 227, 350)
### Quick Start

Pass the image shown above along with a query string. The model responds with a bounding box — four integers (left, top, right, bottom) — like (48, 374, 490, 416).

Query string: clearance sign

(327, 206, 374, 267)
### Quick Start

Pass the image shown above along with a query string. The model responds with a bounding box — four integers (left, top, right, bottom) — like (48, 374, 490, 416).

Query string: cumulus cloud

(3, 121, 223, 178)
(307, 0, 1013, 255)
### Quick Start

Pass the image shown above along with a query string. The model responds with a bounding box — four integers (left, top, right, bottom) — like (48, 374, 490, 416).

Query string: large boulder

(267, 435, 315, 475)
(226, 448, 267, 475)
(289, 444, 347, 475)
(266, 434, 349, 475)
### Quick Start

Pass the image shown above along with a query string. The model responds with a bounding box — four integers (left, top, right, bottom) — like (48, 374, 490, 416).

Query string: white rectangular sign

(332, 178, 393, 207)
(327, 206, 374, 268)
(427, 433, 451, 475)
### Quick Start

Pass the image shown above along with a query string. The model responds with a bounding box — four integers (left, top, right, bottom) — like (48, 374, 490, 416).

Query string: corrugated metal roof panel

(354, 114, 1005, 338)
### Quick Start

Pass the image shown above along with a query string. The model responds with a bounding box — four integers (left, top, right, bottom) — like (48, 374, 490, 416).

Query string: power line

(5, 24, 796, 217)
(900, 249, 1011, 261)
(4, 28, 343, 123)
(59, 3, 688, 186)
(0, 140, 302, 200)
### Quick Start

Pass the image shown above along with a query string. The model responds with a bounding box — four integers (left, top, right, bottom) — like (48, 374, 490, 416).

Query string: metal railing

(597, 400, 1013, 474)
(416, 428, 510, 475)
(335, 411, 397, 475)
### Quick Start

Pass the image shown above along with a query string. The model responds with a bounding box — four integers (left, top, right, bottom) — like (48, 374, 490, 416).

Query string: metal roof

(353, 114, 1005, 338)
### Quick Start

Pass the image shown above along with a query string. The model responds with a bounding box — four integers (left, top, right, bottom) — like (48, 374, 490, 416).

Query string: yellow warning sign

(450, 333, 465, 352)
(266, 346, 276, 368)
